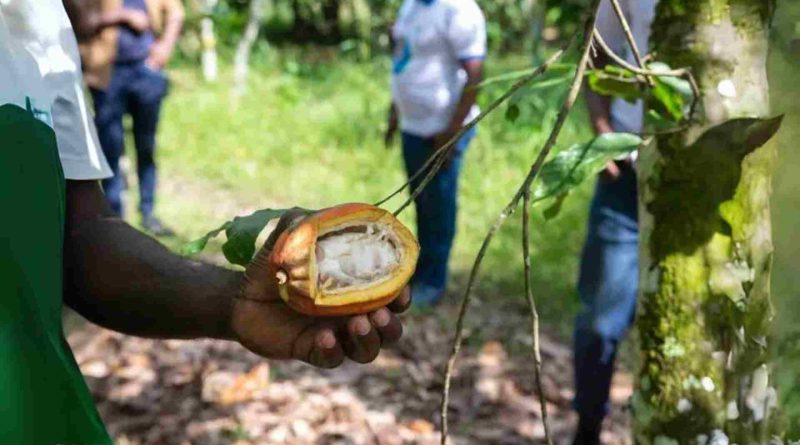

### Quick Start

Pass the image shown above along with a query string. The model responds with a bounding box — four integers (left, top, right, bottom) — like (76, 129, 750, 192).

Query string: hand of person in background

(120, 8, 150, 33)
(146, 40, 172, 70)
(432, 126, 461, 168)
(233, 209, 412, 368)
(385, 103, 399, 148)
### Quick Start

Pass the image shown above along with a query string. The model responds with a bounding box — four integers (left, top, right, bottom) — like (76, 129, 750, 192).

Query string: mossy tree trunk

(634, 1, 782, 443)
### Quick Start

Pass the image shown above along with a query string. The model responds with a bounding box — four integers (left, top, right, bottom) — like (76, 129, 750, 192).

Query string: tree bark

(635, 1, 781, 443)
(199, 0, 219, 82)
(233, 0, 266, 97)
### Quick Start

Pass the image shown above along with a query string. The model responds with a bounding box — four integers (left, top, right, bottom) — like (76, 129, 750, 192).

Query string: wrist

(208, 268, 244, 341)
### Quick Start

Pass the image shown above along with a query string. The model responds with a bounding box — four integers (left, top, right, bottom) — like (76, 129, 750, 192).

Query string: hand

(122, 9, 150, 33)
(146, 40, 172, 70)
(232, 209, 412, 368)
(600, 158, 632, 182)
(432, 126, 460, 168)
(384, 112, 398, 148)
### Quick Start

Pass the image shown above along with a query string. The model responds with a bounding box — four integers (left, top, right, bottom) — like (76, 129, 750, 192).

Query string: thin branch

(439, 1, 602, 443)
(522, 189, 552, 445)
(592, 29, 701, 121)
(373, 45, 571, 211)
(607, 0, 652, 86)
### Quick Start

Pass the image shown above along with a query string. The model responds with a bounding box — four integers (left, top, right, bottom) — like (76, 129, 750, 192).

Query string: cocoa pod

(268, 203, 419, 316)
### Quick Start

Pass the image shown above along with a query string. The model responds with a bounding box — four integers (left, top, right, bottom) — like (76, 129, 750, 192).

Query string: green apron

(0, 103, 113, 445)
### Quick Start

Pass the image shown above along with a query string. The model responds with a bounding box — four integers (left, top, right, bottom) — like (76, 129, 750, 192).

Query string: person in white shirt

(572, 0, 656, 442)
(385, 0, 486, 307)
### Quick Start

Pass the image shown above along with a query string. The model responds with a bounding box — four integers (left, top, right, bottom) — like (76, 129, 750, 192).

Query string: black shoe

(572, 417, 602, 445)
(142, 216, 175, 237)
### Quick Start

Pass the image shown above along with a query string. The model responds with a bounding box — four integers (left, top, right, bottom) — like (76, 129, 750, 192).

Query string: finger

(369, 308, 403, 345)
(293, 326, 345, 369)
(602, 161, 621, 180)
(343, 315, 381, 364)
(387, 286, 412, 313)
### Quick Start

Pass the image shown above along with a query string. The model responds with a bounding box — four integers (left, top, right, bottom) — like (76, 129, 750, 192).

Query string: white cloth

(595, 0, 657, 133)
(391, 0, 486, 137)
(0, 0, 112, 180)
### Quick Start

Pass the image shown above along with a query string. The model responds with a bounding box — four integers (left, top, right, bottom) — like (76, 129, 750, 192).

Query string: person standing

(572, 0, 657, 443)
(385, 0, 486, 307)
(74, 0, 184, 235)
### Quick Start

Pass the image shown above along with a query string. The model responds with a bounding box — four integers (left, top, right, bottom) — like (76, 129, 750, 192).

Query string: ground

(67, 303, 635, 445)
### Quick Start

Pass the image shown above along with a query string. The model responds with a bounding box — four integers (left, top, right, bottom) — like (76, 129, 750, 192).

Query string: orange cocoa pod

(268, 203, 419, 317)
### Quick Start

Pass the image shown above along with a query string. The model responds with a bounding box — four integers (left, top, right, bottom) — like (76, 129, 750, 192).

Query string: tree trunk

(199, 0, 219, 82)
(635, 1, 781, 443)
(233, 0, 267, 97)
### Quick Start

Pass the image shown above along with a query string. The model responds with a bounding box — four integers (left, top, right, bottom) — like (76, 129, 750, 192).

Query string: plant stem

(522, 188, 552, 445)
(439, 1, 602, 443)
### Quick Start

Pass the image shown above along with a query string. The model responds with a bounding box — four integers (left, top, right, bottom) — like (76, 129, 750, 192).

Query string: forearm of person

(63, 180, 240, 340)
(158, 9, 184, 54)
(586, 52, 613, 134)
(445, 60, 483, 132)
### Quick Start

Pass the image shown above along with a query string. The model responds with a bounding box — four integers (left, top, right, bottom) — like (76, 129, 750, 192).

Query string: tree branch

(522, 188, 552, 445)
(439, 1, 602, 442)
(607, 0, 652, 86)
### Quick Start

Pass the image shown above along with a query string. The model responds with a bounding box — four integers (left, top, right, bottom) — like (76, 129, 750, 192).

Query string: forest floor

(67, 300, 634, 445)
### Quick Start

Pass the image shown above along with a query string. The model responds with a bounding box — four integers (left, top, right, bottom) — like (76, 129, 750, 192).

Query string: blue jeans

(573, 163, 638, 422)
(91, 62, 168, 218)
(401, 128, 475, 293)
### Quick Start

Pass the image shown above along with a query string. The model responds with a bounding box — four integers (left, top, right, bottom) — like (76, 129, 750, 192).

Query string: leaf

(531, 133, 644, 216)
(651, 79, 685, 122)
(586, 67, 643, 103)
(182, 222, 230, 256)
(478, 63, 575, 88)
(542, 192, 569, 220)
(183, 208, 290, 267)
(505, 103, 520, 122)
(222, 209, 291, 266)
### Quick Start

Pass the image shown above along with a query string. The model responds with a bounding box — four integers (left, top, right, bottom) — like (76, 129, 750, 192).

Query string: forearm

(64, 181, 239, 340)
(585, 89, 613, 134)
(446, 66, 482, 132)
(158, 11, 184, 53)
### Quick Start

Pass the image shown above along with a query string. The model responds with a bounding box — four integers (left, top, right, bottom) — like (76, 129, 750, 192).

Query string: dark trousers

(573, 164, 639, 422)
(91, 62, 168, 218)
(400, 128, 475, 291)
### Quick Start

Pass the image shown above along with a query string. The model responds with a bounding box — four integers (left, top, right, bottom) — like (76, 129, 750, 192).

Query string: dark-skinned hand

(232, 209, 411, 368)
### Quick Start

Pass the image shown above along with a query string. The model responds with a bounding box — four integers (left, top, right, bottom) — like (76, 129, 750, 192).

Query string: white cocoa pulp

(316, 223, 400, 291)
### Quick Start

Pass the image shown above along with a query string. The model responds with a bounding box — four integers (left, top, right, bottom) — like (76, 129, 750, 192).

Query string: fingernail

(355, 320, 371, 336)
(318, 331, 336, 349)
(372, 309, 390, 327)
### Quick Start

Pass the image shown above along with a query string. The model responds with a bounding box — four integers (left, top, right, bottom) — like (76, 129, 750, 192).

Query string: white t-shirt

(595, 0, 657, 134)
(391, 0, 486, 138)
(0, 0, 112, 180)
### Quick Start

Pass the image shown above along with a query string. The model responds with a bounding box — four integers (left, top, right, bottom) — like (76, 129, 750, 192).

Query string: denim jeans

(573, 163, 639, 422)
(401, 128, 475, 293)
(91, 62, 168, 218)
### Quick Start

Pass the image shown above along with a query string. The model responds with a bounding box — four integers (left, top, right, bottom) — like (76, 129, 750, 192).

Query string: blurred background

(66, 0, 800, 443)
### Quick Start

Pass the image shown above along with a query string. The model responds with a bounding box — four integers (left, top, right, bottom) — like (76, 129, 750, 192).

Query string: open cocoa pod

(268, 203, 419, 316)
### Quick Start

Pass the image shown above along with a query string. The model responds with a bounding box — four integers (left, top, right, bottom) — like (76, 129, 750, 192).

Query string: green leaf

(586, 67, 643, 103)
(182, 208, 290, 267)
(478, 63, 575, 88)
(531, 133, 644, 216)
(182, 222, 230, 256)
(505, 103, 520, 122)
(543, 192, 569, 220)
(222, 209, 291, 266)
(651, 78, 685, 122)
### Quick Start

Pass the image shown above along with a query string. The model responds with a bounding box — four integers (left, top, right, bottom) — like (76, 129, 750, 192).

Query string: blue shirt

(116, 0, 155, 64)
